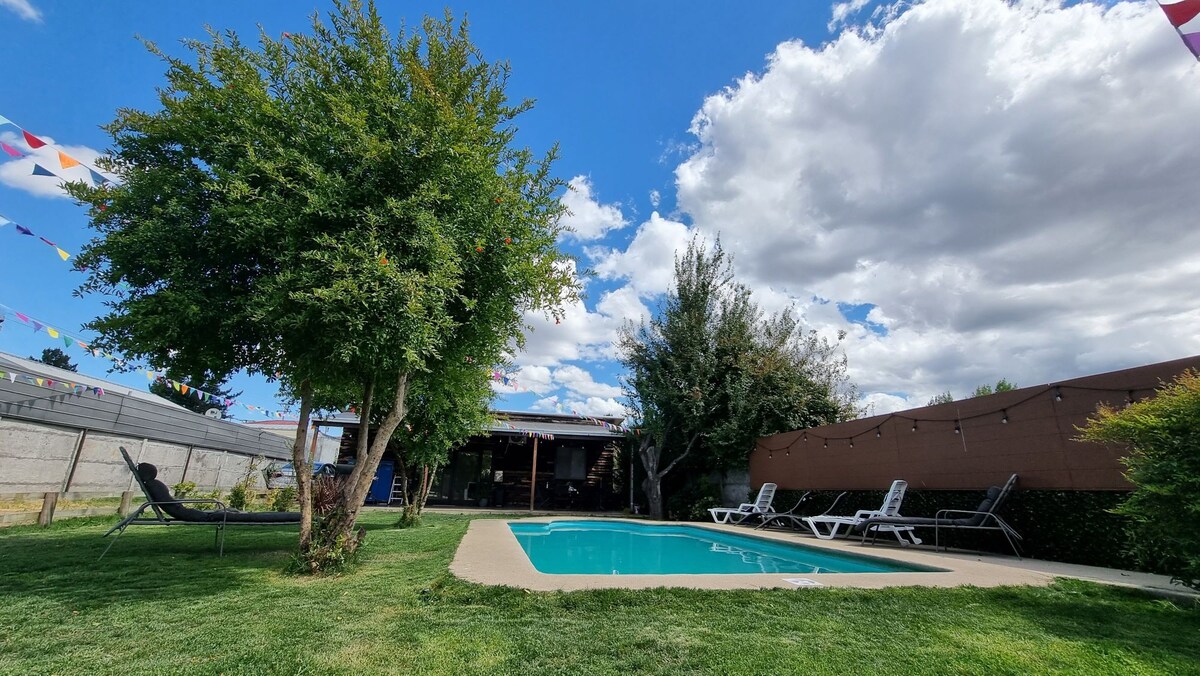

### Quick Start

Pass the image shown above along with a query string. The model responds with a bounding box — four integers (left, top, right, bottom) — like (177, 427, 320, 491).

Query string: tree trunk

(306, 371, 408, 563)
(636, 437, 664, 519)
(289, 380, 315, 549)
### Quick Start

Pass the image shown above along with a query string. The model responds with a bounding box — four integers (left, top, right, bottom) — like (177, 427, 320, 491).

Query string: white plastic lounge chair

(803, 479, 921, 546)
(708, 483, 777, 524)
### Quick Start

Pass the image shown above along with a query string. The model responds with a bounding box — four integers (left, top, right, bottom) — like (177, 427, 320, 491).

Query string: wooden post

(38, 492, 58, 527)
(61, 429, 88, 492)
(118, 490, 134, 516)
(528, 436, 539, 511)
(309, 423, 320, 463)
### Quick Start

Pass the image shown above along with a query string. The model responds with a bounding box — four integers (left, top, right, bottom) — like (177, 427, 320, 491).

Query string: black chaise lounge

(855, 473, 1023, 558)
(100, 446, 302, 558)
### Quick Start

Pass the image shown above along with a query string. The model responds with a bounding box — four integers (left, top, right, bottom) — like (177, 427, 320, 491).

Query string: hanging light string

(762, 382, 1161, 456)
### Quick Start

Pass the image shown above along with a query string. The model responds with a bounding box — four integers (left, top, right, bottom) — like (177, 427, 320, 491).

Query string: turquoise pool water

(508, 521, 937, 575)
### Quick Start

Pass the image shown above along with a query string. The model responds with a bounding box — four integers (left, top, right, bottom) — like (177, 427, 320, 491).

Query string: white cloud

(552, 364, 624, 399)
(592, 211, 696, 297)
(559, 175, 629, 241)
(649, 189, 661, 208)
(0, 131, 112, 199)
(829, 0, 870, 31)
(0, 0, 41, 22)
(561, 396, 628, 418)
(674, 0, 1200, 405)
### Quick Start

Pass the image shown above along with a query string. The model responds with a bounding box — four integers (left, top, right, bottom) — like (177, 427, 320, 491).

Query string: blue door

(366, 460, 395, 504)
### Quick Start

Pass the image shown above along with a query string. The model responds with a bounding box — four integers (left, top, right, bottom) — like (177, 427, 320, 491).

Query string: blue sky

(2, 0, 1199, 422)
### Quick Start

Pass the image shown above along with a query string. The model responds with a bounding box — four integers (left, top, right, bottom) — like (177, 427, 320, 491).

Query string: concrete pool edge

(450, 516, 1054, 591)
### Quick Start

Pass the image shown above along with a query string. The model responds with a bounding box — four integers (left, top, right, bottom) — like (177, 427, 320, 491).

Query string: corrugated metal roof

(0, 351, 292, 459)
(318, 411, 625, 439)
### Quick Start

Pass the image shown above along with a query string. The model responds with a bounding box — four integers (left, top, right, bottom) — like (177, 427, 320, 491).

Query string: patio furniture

(755, 491, 848, 531)
(708, 483, 777, 525)
(100, 447, 302, 559)
(804, 480, 921, 545)
(856, 474, 1023, 558)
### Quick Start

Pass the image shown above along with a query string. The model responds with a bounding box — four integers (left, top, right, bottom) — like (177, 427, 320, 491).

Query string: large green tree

(619, 239, 854, 519)
(30, 348, 77, 372)
(67, 1, 575, 568)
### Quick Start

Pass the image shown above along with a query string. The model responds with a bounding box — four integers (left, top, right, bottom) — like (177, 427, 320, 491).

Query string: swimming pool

(508, 520, 939, 575)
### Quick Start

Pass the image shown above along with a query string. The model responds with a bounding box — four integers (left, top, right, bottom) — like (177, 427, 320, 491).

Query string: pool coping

(450, 516, 1054, 591)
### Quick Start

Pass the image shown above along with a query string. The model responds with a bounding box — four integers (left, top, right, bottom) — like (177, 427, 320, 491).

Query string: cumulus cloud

(0, 131, 112, 198)
(591, 211, 696, 297)
(552, 364, 624, 399)
(649, 189, 661, 208)
(559, 175, 629, 241)
(0, 0, 41, 22)
(671, 0, 1200, 403)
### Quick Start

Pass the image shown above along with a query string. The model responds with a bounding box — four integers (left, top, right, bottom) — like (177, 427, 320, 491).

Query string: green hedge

(773, 488, 1142, 572)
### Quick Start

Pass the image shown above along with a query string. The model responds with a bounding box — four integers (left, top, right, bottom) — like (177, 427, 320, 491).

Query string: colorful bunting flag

(56, 248, 69, 261)
(0, 114, 11, 126)
(1160, 1, 1200, 58)
(1, 142, 21, 157)
(16, 225, 32, 235)
(31, 163, 56, 177)
(88, 168, 108, 185)
(58, 151, 80, 169)
(22, 130, 46, 149)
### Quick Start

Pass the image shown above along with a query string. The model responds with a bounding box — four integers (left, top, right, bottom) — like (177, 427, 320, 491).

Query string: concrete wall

(0, 417, 271, 494)
(751, 355, 1200, 492)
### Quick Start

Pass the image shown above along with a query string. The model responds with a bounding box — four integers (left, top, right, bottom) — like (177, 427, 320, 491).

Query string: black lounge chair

(100, 446, 302, 558)
(855, 474, 1023, 558)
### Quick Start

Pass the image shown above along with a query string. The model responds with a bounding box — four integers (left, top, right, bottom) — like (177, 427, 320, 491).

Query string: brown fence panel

(751, 356, 1200, 491)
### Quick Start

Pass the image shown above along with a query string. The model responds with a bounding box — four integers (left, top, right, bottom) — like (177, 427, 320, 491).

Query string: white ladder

(389, 473, 406, 505)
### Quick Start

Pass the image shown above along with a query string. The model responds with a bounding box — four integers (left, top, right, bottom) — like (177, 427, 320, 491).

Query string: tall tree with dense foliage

(66, 1, 575, 568)
(1077, 370, 1200, 590)
(30, 348, 77, 372)
(619, 239, 854, 519)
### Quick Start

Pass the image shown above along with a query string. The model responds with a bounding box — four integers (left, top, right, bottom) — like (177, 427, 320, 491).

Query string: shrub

(171, 481, 197, 498)
(227, 482, 254, 511)
(667, 476, 724, 521)
(1078, 369, 1200, 590)
(269, 486, 298, 512)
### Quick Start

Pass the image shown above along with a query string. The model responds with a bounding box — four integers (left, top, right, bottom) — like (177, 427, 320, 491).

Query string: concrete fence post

(118, 490, 133, 516)
(38, 492, 58, 527)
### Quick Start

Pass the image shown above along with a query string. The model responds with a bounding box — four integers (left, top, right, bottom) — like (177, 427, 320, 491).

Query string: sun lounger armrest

(150, 498, 229, 510)
(737, 502, 755, 511)
(852, 509, 883, 520)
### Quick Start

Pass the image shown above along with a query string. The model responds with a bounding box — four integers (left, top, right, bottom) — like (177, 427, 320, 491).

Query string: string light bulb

(1054, 387, 1063, 402)
(876, 428, 882, 438)
(849, 439, 854, 448)
(1001, 410, 1009, 424)
(954, 421, 961, 434)
(823, 440, 828, 448)
(911, 422, 918, 432)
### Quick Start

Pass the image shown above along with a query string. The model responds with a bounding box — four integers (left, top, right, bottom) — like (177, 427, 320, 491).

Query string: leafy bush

(227, 482, 254, 511)
(269, 486, 298, 512)
(395, 508, 421, 529)
(667, 476, 724, 521)
(1078, 369, 1200, 590)
(171, 481, 197, 498)
(291, 510, 365, 575)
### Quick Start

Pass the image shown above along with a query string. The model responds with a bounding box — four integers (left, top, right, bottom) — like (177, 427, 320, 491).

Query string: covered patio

(316, 410, 627, 511)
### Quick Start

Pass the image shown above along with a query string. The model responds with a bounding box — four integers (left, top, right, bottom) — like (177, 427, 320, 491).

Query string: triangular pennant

(46, 379, 55, 387)
(0, 114, 11, 126)
(35, 378, 44, 386)
(1, 142, 21, 157)
(31, 320, 43, 332)
(180, 384, 190, 395)
(95, 387, 104, 396)
(22, 130, 46, 148)
(47, 327, 59, 338)
(75, 340, 88, 350)
(62, 335, 72, 348)
(38, 236, 55, 246)
(14, 312, 29, 323)
(58, 151, 80, 169)
(88, 168, 108, 185)
(56, 248, 69, 261)
(31, 164, 56, 177)
(0, 216, 9, 227)
(5, 372, 12, 383)
(16, 225, 32, 236)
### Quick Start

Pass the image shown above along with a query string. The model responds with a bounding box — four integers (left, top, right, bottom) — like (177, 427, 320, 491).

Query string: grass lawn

(1, 512, 1197, 675)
